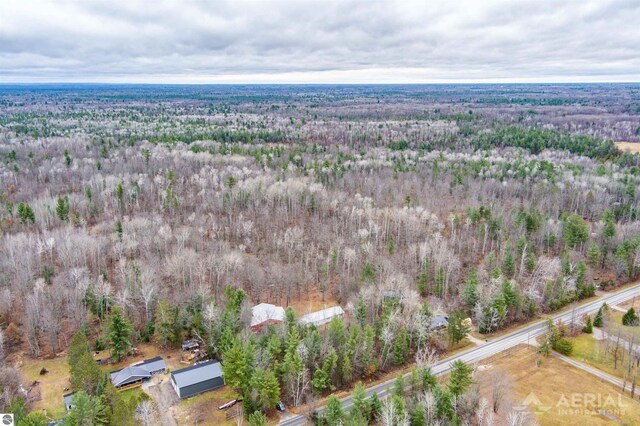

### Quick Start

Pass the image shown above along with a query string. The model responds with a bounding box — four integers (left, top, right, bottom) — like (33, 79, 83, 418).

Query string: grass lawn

(608, 310, 624, 326)
(569, 334, 626, 379)
(476, 344, 640, 426)
(176, 387, 241, 426)
(18, 342, 181, 421)
(100, 342, 183, 373)
(120, 387, 150, 405)
(20, 354, 70, 419)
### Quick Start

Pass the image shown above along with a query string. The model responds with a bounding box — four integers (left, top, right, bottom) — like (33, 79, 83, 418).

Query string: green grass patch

(569, 333, 626, 379)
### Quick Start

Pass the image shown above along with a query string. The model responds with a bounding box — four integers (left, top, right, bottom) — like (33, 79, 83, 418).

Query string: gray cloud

(0, 0, 638, 82)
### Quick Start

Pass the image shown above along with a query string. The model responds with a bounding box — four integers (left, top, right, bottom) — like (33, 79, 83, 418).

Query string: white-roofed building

(250, 303, 285, 331)
(299, 306, 345, 327)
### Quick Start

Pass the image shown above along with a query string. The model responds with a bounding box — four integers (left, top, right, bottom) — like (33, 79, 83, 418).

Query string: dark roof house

(171, 360, 224, 399)
(109, 356, 166, 388)
(430, 315, 449, 331)
(133, 356, 166, 374)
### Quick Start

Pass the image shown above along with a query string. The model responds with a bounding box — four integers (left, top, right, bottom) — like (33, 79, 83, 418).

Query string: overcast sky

(1, 0, 639, 83)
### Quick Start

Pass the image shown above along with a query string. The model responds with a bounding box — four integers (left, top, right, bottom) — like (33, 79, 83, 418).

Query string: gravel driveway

(144, 376, 180, 426)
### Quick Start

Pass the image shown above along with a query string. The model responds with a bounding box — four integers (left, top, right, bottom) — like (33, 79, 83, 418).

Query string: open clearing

(287, 287, 339, 317)
(19, 353, 69, 419)
(568, 334, 627, 379)
(475, 344, 640, 425)
(615, 141, 640, 154)
(17, 342, 182, 420)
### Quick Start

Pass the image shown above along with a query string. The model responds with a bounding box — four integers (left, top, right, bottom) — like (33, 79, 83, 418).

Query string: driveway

(144, 376, 180, 426)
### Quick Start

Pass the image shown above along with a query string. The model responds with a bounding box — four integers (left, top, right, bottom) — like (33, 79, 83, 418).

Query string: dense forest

(1, 84, 640, 425)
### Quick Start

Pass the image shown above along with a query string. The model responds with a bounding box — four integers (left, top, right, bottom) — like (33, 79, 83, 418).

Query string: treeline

(471, 126, 619, 160)
(1, 311, 147, 426)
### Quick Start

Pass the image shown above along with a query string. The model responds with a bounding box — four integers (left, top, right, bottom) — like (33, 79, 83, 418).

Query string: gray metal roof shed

(63, 393, 74, 411)
(171, 360, 224, 399)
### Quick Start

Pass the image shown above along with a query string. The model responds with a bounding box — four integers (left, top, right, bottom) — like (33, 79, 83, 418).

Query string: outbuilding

(251, 303, 285, 331)
(181, 339, 200, 351)
(299, 306, 345, 327)
(63, 393, 74, 411)
(171, 360, 224, 399)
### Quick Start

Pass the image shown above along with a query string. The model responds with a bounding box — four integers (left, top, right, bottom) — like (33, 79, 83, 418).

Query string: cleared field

(615, 141, 640, 154)
(569, 334, 624, 379)
(19, 354, 70, 419)
(287, 287, 339, 317)
(98, 342, 183, 373)
(475, 344, 640, 426)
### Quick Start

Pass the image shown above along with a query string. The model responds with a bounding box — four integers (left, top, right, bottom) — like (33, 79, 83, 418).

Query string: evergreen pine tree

(325, 395, 344, 426)
(448, 360, 474, 396)
(108, 307, 132, 362)
(622, 307, 639, 326)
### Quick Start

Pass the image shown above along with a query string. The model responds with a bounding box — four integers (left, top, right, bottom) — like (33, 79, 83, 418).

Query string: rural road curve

(279, 283, 640, 426)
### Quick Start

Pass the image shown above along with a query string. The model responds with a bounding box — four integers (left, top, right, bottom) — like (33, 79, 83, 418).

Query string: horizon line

(1, 80, 640, 86)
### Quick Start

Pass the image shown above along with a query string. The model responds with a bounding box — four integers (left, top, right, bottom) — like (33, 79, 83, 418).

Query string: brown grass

(102, 343, 183, 373)
(475, 344, 640, 425)
(19, 353, 70, 419)
(617, 297, 640, 311)
(175, 387, 241, 426)
(287, 287, 339, 317)
(17, 342, 182, 420)
(615, 142, 640, 154)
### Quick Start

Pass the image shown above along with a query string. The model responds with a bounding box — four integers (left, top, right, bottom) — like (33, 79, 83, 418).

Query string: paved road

(279, 283, 640, 425)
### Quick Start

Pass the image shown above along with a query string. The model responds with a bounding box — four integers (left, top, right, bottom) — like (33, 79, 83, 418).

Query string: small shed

(251, 303, 285, 331)
(63, 392, 74, 411)
(299, 306, 345, 327)
(171, 360, 224, 399)
(181, 339, 200, 351)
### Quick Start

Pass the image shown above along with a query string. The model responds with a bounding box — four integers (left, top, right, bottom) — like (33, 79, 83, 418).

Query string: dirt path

(144, 376, 179, 426)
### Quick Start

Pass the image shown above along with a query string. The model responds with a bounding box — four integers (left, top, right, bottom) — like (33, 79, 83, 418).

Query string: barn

(299, 306, 345, 327)
(250, 303, 285, 332)
(171, 360, 224, 399)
